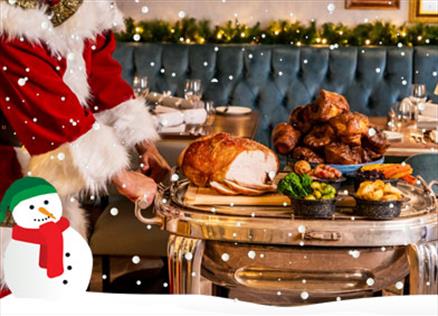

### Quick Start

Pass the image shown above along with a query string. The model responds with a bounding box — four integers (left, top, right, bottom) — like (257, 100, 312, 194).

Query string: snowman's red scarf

(11, 217, 70, 278)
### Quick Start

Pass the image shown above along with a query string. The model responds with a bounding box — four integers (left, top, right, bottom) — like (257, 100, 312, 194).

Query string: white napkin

(152, 106, 207, 128)
(419, 102, 438, 120)
(153, 106, 184, 127)
(182, 108, 207, 125)
(159, 124, 187, 134)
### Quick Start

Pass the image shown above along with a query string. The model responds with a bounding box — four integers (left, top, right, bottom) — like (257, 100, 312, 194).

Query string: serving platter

(168, 174, 435, 220)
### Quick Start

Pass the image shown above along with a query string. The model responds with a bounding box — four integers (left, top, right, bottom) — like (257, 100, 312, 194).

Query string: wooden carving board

(184, 185, 290, 206)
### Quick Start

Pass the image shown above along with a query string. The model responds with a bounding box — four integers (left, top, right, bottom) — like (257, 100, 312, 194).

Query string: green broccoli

(278, 173, 313, 199)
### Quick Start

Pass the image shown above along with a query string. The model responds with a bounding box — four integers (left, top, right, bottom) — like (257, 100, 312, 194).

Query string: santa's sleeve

(88, 31, 159, 148)
(0, 38, 129, 196)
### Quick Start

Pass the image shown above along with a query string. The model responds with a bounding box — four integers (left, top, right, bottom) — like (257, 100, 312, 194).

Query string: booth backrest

(114, 43, 438, 146)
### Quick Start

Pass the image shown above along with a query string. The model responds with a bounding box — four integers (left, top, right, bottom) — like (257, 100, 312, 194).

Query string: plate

(216, 106, 252, 115)
(329, 157, 385, 176)
(383, 131, 403, 141)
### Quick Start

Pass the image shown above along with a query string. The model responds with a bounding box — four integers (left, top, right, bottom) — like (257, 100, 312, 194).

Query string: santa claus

(0, 0, 170, 292)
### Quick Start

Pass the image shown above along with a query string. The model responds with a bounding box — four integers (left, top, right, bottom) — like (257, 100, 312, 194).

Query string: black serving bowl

(315, 177, 346, 191)
(353, 195, 406, 220)
(291, 198, 337, 219)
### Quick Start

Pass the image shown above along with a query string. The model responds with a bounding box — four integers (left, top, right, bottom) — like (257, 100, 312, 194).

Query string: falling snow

(110, 207, 119, 216)
(141, 6, 149, 14)
(221, 253, 230, 262)
(366, 278, 375, 286)
(248, 250, 256, 259)
(348, 250, 361, 259)
(132, 255, 141, 264)
(327, 3, 336, 14)
(17, 78, 27, 86)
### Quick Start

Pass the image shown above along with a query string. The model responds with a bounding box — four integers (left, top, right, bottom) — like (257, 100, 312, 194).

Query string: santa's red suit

(0, 0, 158, 291)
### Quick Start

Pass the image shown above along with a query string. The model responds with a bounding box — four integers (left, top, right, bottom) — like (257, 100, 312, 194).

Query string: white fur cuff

(28, 124, 129, 196)
(95, 98, 159, 148)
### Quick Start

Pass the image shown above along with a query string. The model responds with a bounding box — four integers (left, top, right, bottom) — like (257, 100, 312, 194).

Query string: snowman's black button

(67, 266, 72, 270)
(65, 252, 70, 257)
(63, 280, 68, 285)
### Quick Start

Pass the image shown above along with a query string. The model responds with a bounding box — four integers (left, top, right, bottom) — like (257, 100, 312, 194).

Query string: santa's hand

(136, 140, 171, 183)
(112, 170, 157, 206)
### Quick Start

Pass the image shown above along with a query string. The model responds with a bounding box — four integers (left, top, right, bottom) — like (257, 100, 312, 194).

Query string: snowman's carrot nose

(38, 207, 56, 219)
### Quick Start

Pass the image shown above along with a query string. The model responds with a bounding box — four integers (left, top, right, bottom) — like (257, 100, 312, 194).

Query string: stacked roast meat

(272, 90, 389, 164)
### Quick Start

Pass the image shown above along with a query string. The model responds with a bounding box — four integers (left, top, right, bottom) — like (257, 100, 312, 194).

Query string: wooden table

(370, 117, 438, 157)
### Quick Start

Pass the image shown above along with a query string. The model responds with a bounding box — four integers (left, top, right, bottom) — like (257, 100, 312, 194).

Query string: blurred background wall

(116, 0, 409, 25)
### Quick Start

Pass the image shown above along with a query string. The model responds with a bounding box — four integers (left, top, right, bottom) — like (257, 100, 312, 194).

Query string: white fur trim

(62, 196, 88, 239)
(0, 1, 124, 53)
(95, 98, 160, 147)
(63, 41, 90, 106)
(0, 0, 125, 107)
(28, 124, 129, 196)
(68, 124, 129, 194)
(0, 227, 12, 289)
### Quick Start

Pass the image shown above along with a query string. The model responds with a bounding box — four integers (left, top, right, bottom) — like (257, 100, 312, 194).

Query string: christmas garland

(116, 18, 438, 46)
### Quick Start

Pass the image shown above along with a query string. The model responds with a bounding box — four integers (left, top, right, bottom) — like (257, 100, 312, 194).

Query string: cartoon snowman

(0, 177, 93, 298)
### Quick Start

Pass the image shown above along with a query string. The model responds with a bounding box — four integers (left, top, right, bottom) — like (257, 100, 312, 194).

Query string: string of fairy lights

(116, 17, 438, 46)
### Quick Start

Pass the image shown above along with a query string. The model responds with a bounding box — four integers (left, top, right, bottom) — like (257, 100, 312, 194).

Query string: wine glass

(133, 75, 149, 97)
(184, 79, 202, 106)
(411, 83, 427, 120)
(397, 100, 411, 124)
(387, 105, 398, 131)
(204, 101, 216, 130)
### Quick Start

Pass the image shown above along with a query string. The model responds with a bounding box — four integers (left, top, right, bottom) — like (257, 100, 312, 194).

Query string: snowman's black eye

(29, 205, 35, 210)
(44, 200, 49, 205)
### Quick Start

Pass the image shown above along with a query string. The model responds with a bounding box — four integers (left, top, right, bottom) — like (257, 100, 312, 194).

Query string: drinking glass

(397, 101, 411, 124)
(204, 100, 216, 127)
(387, 105, 398, 131)
(133, 75, 149, 97)
(184, 79, 202, 106)
(411, 83, 427, 120)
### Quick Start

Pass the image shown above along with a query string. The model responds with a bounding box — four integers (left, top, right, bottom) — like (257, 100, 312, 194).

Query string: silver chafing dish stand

(136, 172, 437, 305)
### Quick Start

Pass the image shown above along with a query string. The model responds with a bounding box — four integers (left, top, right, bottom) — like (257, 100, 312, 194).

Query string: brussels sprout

(311, 182, 321, 190)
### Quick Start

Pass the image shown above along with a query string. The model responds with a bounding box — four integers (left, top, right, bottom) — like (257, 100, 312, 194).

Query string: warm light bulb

(365, 39, 371, 45)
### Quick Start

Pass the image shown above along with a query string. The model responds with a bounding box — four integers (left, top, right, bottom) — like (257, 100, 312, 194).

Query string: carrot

(383, 165, 404, 178)
(392, 169, 413, 179)
(402, 174, 417, 184)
